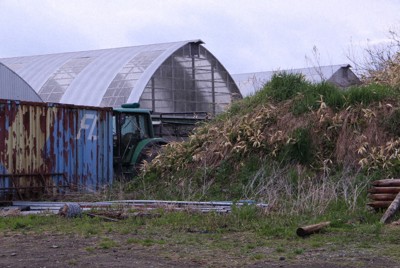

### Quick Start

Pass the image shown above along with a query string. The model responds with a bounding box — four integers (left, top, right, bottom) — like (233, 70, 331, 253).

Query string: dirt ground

(0, 232, 399, 268)
(0, 233, 196, 268)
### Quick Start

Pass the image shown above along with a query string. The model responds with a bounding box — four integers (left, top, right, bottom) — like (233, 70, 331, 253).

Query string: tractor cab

(113, 103, 167, 177)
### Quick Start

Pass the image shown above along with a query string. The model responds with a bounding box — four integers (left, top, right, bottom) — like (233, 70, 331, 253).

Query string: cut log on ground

(367, 201, 393, 209)
(371, 179, 400, 187)
(368, 193, 398, 201)
(296, 221, 330, 237)
(380, 191, 400, 224)
(368, 187, 400, 194)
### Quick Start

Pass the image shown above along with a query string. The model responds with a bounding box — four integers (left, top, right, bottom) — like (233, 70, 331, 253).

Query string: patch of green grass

(358, 241, 373, 249)
(309, 241, 324, 248)
(317, 82, 347, 109)
(252, 253, 265, 260)
(99, 238, 118, 249)
(266, 72, 310, 102)
(85, 247, 95, 252)
(244, 243, 257, 251)
(0, 214, 64, 233)
(226, 72, 333, 118)
(293, 248, 304, 255)
(384, 108, 400, 135)
(1, 205, 400, 265)
(12, 220, 28, 230)
(140, 238, 154, 247)
(244, 73, 397, 117)
(291, 82, 346, 115)
(278, 127, 315, 165)
(345, 83, 395, 106)
(275, 246, 286, 253)
(126, 237, 141, 244)
(126, 237, 165, 247)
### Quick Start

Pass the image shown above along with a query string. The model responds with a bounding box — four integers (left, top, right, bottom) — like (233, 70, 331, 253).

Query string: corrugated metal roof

(0, 40, 202, 107)
(232, 64, 355, 97)
(0, 63, 43, 102)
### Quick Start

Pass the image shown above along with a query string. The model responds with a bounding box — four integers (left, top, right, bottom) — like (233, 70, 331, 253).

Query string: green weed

(252, 253, 265, 260)
(275, 246, 285, 253)
(345, 83, 394, 105)
(126, 237, 164, 247)
(266, 72, 310, 102)
(293, 248, 304, 255)
(99, 238, 118, 249)
(85, 247, 95, 252)
(279, 127, 314, 165)
(384, 108, 400, 135)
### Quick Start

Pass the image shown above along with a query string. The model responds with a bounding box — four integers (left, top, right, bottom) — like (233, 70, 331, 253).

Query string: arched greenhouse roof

(0, 40, 241, 114)
(0, 62, 43, 102)
(232, 64, 361, 97)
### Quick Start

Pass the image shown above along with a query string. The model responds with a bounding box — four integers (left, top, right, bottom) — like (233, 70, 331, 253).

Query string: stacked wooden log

(367, 179, 400, 209)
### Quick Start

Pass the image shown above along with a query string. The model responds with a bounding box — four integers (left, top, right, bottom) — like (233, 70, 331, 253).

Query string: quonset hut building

(0, 40, 241, 115)
(0, 40, 242, 198)
(232, 64, 361, 97)
(0, 62, 43, 102)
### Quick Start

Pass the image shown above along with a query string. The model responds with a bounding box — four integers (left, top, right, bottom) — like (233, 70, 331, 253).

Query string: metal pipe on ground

(8, 200, 268, 215)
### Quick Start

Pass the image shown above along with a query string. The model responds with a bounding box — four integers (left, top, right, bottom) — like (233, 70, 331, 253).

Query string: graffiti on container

(76, 113, 98, 140)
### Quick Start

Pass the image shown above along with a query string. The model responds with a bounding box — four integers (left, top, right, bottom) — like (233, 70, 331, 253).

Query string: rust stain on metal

(0, 99, 113, 200)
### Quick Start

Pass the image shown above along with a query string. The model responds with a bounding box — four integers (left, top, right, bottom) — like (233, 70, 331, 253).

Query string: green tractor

(113, 103, 167, 177)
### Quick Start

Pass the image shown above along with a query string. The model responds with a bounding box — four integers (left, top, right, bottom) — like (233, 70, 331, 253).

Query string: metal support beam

(151, 77, 155, 112)
(191, 54, 196, 112)
(211, 63, 216, 115)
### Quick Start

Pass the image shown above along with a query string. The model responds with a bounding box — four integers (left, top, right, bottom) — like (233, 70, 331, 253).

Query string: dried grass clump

(333, 104, 393, 168)
(138, 70, 400, 204)
(358, 137, 400, 173)
(146, 104, 279, 175)
(145, 96, 400, 180)
(242, 164, 367, 215)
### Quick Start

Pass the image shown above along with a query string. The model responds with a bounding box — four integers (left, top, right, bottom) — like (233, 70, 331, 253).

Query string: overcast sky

(0, 0, 399, 74)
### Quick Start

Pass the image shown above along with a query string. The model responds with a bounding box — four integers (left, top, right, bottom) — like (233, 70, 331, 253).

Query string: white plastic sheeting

(0, 40, 241, 114)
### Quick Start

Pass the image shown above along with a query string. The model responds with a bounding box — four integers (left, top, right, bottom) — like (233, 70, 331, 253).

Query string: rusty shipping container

(0, 99, 113, 199)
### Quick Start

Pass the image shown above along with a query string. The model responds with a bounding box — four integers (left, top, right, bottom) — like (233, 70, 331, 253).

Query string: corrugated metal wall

(0, 99, 113, 199)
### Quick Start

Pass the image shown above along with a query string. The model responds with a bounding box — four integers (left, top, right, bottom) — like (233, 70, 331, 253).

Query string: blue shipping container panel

(0, 99, 113, 199)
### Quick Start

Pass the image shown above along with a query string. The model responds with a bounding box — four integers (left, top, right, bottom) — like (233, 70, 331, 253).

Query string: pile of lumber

(367, 179, 400, 209)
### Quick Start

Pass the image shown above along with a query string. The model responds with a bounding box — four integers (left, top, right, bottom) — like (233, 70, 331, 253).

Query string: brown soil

(0, 233, 197, 268)
(0, 233, 398, 268)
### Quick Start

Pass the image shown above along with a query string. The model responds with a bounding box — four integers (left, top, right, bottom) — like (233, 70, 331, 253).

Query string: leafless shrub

(242, 164, 368, 216)
(347, 27, 400, 86)
(305, 45, 327, 81)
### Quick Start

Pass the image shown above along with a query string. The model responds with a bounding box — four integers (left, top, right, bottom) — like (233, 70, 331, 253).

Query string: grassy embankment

(131, 73, 400, 216)
(2, 73, 400, 265)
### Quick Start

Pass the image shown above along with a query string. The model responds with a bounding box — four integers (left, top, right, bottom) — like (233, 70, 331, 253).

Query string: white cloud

(0, 0, 399, 73)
